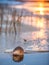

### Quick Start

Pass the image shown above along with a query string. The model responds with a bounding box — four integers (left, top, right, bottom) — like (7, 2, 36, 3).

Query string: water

(0, 2, 49, 65)
(0, 16, 49, 65)
(0, 53, 49, 65)
(0, 16, 49, 52)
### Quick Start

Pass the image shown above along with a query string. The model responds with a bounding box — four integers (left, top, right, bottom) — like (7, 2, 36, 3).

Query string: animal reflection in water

(5, 46, 49, 62)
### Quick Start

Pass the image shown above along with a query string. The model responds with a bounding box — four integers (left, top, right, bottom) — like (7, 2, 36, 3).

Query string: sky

(0, 0, 23, 5)
(0, 0, 49, 3)
(0, 0, 49, 4)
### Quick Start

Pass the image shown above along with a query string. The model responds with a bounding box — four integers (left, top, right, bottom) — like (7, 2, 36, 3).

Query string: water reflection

(21, 17, 49, 51)
(0, 2, 49, 53)
(13, 54, 24, 62)
(0, 16, 49, 52)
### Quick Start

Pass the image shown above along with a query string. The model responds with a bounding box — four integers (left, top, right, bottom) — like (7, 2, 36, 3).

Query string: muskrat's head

(13, 46, 24, 62)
